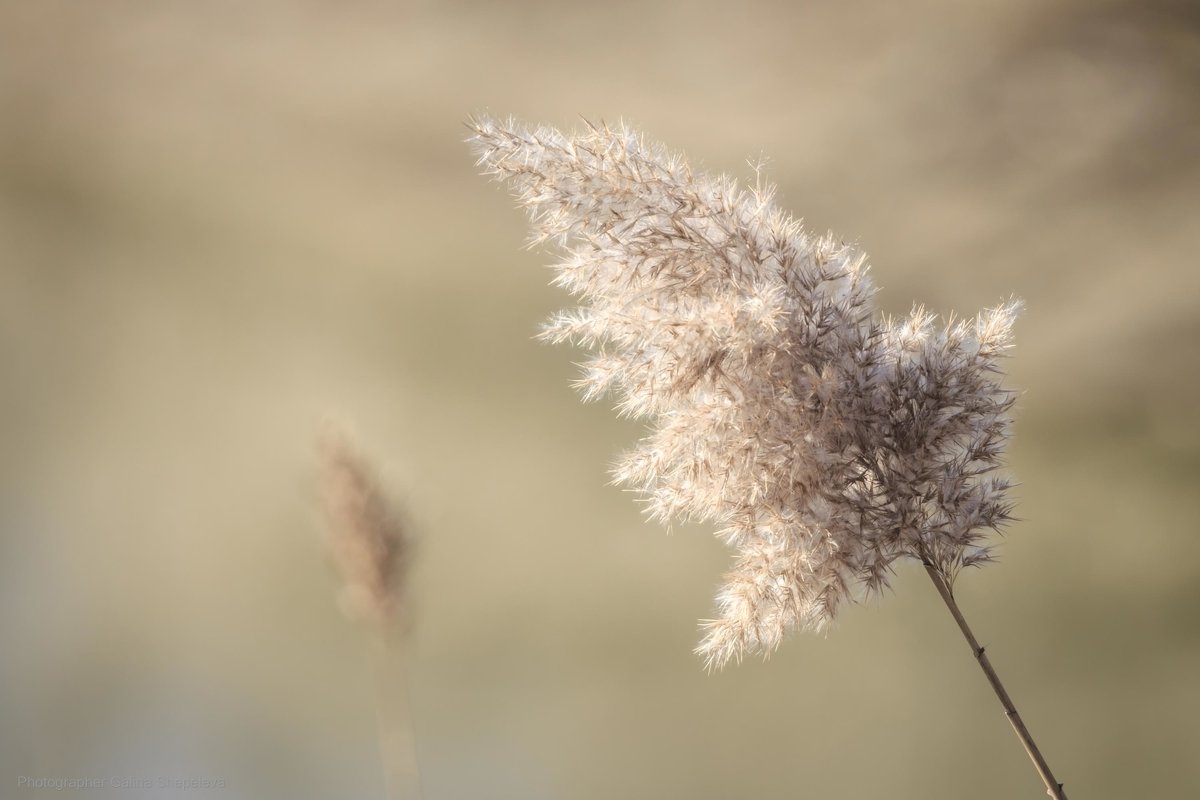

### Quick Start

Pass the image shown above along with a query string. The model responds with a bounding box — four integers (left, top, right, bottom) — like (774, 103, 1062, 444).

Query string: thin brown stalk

(923, 563, 1067, 800)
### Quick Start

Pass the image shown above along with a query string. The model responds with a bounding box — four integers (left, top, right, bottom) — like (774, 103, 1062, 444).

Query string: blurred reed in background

(316, 422, 422, 800)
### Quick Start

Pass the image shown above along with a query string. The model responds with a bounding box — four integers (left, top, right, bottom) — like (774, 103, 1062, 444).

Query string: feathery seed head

(470, 115, 1020, 669)
(316, 422, 413, 627)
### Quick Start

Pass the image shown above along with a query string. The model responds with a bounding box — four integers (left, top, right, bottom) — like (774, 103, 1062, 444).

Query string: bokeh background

(2, 1, 1198, 798)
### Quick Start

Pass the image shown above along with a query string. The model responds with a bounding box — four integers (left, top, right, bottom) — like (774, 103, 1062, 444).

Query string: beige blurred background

(2, 1, 1198, 798)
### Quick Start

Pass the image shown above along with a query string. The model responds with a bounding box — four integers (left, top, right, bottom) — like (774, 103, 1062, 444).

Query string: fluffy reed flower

(316, 423, 413, 626)
(469, 115, 1020, 669)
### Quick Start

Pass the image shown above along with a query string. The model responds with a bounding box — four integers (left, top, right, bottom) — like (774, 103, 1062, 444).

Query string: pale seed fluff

(469, 115, 1020, 669)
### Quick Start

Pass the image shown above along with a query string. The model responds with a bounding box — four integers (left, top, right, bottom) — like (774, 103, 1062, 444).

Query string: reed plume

(316, 421, 422, 800)
(317, 422, 414, 626)
(469, 115, 1067, 798)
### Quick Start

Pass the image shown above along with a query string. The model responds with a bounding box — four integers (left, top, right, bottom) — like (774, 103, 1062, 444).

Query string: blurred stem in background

(371, 630, 423, 800)
(924, 564, 1067, 800)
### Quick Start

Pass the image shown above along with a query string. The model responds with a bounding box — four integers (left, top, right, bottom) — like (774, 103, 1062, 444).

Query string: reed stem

(923, 562, 1067, 800)
(370, 632, 424, 800)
